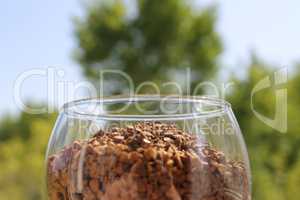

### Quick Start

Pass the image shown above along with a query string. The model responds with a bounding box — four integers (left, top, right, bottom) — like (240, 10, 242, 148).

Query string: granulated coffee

(47, 122, 249, 200)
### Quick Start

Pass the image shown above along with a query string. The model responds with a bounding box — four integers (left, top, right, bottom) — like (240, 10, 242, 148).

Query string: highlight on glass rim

(1, 0, 299, 200)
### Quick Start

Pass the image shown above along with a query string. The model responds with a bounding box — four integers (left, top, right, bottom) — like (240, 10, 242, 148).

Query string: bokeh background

(1, 0, 300, 199)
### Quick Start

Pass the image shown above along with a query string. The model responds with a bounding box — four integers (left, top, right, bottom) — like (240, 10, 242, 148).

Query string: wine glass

(46, 95, 251, 200)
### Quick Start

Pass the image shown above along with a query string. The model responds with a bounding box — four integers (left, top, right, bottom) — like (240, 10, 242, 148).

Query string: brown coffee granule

(47, 122, 250, 200)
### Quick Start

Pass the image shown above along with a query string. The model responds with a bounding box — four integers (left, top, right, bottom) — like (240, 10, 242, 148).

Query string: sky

(0, 0, 299, 115)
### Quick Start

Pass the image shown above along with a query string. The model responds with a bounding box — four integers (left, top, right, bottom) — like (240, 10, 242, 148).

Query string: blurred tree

(74, 0, 222, 94)
(0, 112, 56, 200)
(228, 59, 300, 200)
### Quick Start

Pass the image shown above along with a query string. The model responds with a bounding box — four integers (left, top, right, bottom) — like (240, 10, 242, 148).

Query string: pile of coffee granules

(47, 122, 250, 200)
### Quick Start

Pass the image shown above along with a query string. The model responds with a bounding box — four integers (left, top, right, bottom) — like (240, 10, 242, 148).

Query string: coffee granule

(47, 122, 250, 200)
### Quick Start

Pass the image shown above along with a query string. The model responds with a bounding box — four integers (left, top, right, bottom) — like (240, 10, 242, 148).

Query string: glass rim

(62, 95, 231, 121)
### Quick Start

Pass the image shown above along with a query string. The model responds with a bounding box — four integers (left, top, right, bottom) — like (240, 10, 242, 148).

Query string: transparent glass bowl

(46, 96, 251, 200)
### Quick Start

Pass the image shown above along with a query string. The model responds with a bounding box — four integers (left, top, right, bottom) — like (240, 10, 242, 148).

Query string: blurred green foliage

(0, 0, 299, 199)
(74, 0, 222, 93)
(0, 112, 57, 200)
(229, 61, 300, 200)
